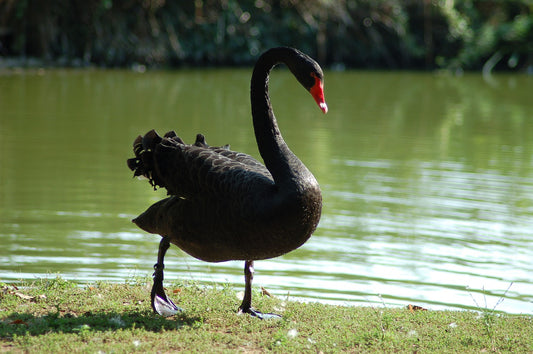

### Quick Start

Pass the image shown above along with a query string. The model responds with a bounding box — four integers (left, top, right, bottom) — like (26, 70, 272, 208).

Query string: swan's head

(290, 51, 328, 114)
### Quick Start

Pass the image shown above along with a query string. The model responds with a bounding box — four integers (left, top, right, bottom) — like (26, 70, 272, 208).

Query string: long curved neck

(250, 48, 310, 187)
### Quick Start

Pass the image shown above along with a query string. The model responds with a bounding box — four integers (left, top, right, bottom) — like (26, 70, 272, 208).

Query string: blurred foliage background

(0, 0, 531, 71)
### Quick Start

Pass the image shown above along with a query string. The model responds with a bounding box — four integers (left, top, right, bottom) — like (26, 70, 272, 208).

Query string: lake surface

(1, 68, 532, 315)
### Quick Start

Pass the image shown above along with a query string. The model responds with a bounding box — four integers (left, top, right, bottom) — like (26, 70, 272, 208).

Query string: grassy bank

(1, 277, 532, 353)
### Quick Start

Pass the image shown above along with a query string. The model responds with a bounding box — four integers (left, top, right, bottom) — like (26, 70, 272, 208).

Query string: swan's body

(130, 130, 321, 263)
(127, 47, 327, 318)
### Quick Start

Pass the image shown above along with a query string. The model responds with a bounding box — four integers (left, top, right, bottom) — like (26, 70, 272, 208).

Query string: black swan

(127, 47, 327, 319)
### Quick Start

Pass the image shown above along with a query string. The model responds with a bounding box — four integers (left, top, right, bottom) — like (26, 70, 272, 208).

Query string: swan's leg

(238, 260, 254, 313)
(151, 236, 182, 316)
(238, 260, 281, 319)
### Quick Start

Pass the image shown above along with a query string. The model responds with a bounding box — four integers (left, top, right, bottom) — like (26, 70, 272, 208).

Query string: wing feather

(128, 130, 273, 199)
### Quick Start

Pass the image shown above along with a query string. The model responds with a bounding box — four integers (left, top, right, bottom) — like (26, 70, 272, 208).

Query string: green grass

(1, 277, 532, 353)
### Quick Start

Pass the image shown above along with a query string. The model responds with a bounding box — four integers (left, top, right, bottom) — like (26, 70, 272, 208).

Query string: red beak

(310, 75, 328, 114)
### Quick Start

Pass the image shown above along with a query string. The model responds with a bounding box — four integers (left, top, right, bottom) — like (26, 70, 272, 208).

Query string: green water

(1, 69, 532, 314)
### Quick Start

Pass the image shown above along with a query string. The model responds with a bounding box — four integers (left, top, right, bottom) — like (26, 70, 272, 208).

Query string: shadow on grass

(0, 309, 202, 337)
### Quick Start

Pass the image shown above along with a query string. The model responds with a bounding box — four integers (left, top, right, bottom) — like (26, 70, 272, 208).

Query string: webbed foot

(238, 306, 281, 320)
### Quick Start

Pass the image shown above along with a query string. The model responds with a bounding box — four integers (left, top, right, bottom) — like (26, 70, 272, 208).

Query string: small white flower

(287, 328, 298, 338)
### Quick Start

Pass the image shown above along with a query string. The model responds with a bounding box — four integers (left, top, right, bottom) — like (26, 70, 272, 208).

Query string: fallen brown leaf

(407, 304, 428, 312)
(261, 287, 273, 297)
(14, 292, 34, 300)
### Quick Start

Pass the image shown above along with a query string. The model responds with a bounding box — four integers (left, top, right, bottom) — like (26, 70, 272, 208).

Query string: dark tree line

(1, 0, 531, 71)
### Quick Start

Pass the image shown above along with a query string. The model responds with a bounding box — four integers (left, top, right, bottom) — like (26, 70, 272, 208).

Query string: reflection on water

(1, 69, 532, 314)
